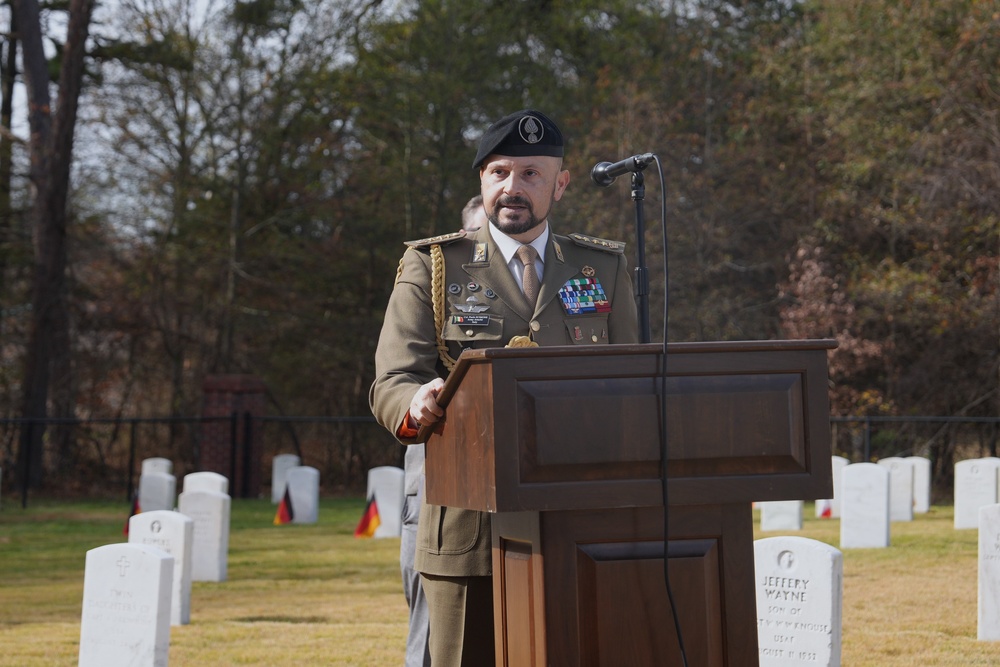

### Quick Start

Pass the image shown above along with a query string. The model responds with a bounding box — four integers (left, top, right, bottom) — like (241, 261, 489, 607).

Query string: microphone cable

(651, 155, 689, 667)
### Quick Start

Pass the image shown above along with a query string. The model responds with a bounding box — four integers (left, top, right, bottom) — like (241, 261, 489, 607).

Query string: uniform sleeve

(369, 248, 443, 445)
(608, 251, 640, 344)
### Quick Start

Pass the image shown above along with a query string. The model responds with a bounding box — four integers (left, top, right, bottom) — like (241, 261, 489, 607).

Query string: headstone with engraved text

(78, 543, 173, 667)
(979, 503, 1000, 640)
(128, 510, 194, 625)
(956, 458, 1000, 530)
(755, 536, 843, 666)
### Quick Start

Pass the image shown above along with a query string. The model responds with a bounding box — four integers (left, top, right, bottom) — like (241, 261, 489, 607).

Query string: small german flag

(123, 492, 141, 536)
(353, 494, 381, 538)
(819, 500, 833, 519)
(274, 486, 295, 525)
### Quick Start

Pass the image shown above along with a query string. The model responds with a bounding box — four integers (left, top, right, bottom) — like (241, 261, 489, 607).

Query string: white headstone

(760, 501, 804, 532)
(815, 456, 849, 518)
(955, 458, 1000, 530)
(877, 457, 914, 522)
(128, 510, 194, 626)
(979, 503, 1000, 640)
(141, 457, 173, 475)
(366, 466, 405, 538)
(979, 504, 1000, 640)
(287, 466, 320, 524)
(183, 471, 229, 495)
(139, 472, 177, 513)
(271, 454, 301, 504)
(78, 543, 173, 667)
(755, 536, 843, 666)
(177, 490, 230, 582)
(906, 456, 932, 514)
(840, 463, 890, 549)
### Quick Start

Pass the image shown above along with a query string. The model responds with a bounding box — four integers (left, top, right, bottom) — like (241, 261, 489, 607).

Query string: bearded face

(479, 155, 570, 241)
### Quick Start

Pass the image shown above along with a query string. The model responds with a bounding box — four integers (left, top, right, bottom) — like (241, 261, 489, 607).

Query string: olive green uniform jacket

(370, 223, 639, 577)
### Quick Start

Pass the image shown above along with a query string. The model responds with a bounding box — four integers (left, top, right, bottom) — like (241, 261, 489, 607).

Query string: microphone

(591, 152, 656, 187)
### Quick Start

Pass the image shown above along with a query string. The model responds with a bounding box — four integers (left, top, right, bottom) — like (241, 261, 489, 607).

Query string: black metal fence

(831, 415, 1000, 462)
(0, 414, 403, 508)
(2, 414, 998, 508)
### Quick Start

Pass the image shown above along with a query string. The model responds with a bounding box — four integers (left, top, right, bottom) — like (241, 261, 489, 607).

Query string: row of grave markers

(79, 456, 409, 665)
(762, 455, 1000, 545)
(80, 462, 231, 666)
(753, 455, 1000, 665)
(96, 451, 1000, 665)
(756, 509, 1000, 665)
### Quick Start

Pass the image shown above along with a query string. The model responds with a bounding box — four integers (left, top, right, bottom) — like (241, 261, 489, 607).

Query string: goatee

(489, 195, 545, 236)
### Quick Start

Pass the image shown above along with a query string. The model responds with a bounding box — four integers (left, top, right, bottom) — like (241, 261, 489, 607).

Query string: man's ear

(554, 169, 571, 201)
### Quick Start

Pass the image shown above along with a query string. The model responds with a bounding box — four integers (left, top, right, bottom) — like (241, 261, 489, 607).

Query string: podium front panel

(493, 504, 757, 667)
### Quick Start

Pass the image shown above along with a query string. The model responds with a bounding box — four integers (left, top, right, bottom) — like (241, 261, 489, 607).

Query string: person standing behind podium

(398, 193, 489, 667)
(370, 109, 639, 667)
(461, 194, 487, 232)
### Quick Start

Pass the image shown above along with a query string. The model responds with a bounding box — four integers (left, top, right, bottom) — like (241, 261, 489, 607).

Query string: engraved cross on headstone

(116, 556, 130, 577)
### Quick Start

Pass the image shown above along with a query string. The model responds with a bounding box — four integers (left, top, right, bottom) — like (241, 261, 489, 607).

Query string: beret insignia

(473, 109, 565, 169)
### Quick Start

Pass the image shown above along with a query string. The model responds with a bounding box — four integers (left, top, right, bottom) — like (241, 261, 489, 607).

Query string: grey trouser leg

(401, 485, 431, 667)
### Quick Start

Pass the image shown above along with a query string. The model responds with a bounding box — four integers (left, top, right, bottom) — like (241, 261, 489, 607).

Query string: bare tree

(14, 0, 95, 486)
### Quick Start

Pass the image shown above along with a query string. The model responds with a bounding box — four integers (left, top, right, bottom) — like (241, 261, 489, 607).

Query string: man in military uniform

(370, 109, 639, 667)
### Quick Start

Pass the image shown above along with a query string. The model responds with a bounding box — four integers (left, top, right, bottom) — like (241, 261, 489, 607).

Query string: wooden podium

(423, 340, 835, 667)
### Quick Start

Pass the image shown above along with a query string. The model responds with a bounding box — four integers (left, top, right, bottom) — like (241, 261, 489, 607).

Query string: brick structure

(200, 375, 266, 498)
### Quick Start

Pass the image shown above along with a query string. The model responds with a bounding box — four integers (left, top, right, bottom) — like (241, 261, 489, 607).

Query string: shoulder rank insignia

(568, 233, 626, 254)
(404, 230, 467, 249)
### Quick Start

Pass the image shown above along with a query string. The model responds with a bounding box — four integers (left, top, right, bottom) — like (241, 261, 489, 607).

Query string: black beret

(472, 109, 564, 170)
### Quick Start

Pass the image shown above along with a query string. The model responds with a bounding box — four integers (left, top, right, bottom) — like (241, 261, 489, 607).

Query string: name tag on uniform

(451, 315, 490, 326)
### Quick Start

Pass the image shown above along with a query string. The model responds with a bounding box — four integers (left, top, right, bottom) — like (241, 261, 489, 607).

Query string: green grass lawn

(3, 498, 1000, 665)
(0, 497, 408, 666)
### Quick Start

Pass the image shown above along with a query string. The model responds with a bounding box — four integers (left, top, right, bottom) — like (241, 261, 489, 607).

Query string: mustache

(495, 195, 532, 209)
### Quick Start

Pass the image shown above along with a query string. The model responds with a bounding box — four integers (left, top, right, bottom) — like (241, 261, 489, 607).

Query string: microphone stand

(631, 170, 651, 343)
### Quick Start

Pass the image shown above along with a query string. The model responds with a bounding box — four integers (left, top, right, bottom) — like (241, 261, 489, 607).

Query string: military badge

(558, 277, 612, 315)
(454, 297, 490, 313)
(472, 242, 488, 263)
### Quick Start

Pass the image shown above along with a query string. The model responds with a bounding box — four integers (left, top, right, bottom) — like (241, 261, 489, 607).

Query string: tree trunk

(14, 0, 95, 487)
(0, 5, 18, 288)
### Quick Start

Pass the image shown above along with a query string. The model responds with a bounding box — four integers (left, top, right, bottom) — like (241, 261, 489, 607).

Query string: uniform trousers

(420, 572, 495, 667)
